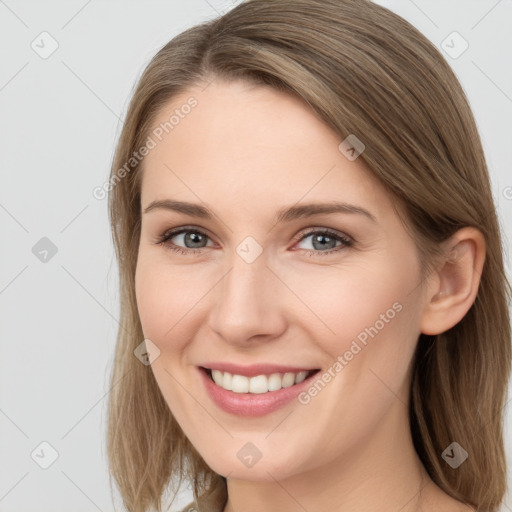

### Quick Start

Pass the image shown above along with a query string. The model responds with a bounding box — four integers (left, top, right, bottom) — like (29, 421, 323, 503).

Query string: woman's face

(135, 78, 429, 481)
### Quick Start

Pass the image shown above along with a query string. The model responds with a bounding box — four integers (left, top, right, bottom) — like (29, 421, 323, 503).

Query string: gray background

(0, 0, 511, 510)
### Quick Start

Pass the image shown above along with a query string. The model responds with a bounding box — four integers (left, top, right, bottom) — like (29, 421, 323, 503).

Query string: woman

(106, 1, 511, 511)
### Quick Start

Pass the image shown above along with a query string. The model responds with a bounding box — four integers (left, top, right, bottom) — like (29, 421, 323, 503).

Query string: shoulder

(421, 480, 476, 512)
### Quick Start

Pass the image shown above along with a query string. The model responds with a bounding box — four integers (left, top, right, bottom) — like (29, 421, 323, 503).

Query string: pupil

(185, 232, 206, 248)
(312, 234, 335, 251)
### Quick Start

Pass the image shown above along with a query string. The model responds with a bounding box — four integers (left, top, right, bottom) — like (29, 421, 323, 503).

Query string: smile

(205, 367, 319, 393)
(198, 366, 321, 417)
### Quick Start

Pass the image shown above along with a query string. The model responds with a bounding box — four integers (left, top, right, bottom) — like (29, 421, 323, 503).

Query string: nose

(208, 250, 287, 346)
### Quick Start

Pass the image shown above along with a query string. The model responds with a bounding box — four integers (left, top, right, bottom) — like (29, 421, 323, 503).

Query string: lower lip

(198, 367, 319, 417)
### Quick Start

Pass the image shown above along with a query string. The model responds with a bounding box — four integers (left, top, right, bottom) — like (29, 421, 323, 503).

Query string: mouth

(200, 366, 321, 394)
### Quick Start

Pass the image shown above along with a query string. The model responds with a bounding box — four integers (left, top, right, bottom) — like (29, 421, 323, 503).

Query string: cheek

(285, 260, 413, 344)
(134, 258, 199, 412)
(282, 259, 421, 404)
(134, 255, 213, 351)
(135, 256, 178, 341)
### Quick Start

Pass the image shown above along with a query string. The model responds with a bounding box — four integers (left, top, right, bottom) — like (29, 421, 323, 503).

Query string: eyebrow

(143, 199, 377, 224)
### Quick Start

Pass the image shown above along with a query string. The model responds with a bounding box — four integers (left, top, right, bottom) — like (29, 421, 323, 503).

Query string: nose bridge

(219, 249, 268, 318)
(209, 244, 284, 343)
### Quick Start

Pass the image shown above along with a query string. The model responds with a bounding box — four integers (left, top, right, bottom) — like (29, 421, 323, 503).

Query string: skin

(135, 78, 484, 512)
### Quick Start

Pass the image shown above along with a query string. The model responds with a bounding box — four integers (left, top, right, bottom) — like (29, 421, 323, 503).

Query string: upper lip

(200, 362, 319, 377)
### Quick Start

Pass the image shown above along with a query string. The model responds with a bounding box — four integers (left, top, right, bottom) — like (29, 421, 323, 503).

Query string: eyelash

(155, 226, 354, 257)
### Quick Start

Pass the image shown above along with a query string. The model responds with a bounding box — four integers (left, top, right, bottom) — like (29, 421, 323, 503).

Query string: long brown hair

(106, 1, 511, 510)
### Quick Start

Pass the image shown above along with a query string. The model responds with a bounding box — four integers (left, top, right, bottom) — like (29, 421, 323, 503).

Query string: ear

(420, 227, 486, 335)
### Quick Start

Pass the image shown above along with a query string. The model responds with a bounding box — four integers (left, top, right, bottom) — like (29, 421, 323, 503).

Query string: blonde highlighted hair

(106, 1, 511, 510)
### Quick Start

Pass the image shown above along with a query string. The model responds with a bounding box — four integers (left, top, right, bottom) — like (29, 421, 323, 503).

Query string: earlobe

(420, 227, 486, 335)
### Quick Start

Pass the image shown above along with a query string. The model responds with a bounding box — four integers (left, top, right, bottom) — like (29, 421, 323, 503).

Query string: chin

(203, 448, 305, 482)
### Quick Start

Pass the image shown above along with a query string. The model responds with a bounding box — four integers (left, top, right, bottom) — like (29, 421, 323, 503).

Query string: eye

(156, 226, 354, 257)
(293, 228, 353, 256)
(156, 227, 214, 255)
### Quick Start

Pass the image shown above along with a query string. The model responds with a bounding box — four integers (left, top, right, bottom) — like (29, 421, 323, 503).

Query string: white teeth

(295, 370, 308, 384)
(209, 369, 313, 393)
(282, 372, 296, 388)
(268, 373, 282, 392)
(223, 371, 233, 391)
(248, 375, 267, 394)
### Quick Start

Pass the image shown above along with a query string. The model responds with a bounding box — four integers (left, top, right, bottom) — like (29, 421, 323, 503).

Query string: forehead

(140, 79, 391, 219)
